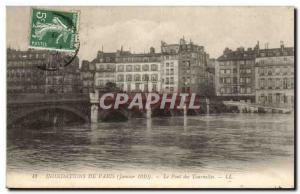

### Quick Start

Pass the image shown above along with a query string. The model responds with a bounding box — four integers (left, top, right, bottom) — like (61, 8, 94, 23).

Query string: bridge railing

(7, 93, 90, 103)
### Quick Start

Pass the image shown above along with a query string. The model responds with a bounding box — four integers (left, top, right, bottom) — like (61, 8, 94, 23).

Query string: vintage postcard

(6, 6, 295, 188)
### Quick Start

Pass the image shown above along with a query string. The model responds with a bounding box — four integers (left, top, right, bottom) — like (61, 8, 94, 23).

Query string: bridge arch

(8, 104, 90, 126)
(99, 107, 129, 121)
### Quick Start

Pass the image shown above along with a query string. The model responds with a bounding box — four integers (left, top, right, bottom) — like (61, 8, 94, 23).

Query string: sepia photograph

(6, 6, 295, 188)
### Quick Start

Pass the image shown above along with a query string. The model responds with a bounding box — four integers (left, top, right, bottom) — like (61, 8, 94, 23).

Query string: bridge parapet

(7, 93, 91, 126)
(7, 93, 89, 104)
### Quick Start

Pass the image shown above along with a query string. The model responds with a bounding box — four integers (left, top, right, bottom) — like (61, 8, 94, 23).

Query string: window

(226, 87, 231, 94)
(142, 64, 149, 71)
(134, 65, 141, 72)
(97, 80, 104, 86)
(240, 77, 245, 83)
(283, 95, 288, 103)
(152, 84, 157, 92)
(283, 78, 288, 89)
(268, 94, 272, 104)
(170, 69, 174, 75)
(275, 67, 280, 75)
(263, 67, 268, 75)
(220, 69, 225, 74)
(166, 77, 169, 84)
(107, 64, 114, 71)
(260, 94, 266, 104)
(275, 78, 280, 89)
(246, 68, 251, 74)
(166, 69, 170, 75)
(268, 67, 273, 75)
(151, 64, 158, 71)
(127, 83, 131, 91)
(225, 77, 231, 84)
(240, 87, 245, 94)
(142, 74, 149, 81)
(220, 78, 225, 84)
(260, 78, 265, 89)
(134, 74, 141, 81)
(117, 74, 124, 82)
(126, 65, 132, 72)
(126, 74, 132, 81)
(233, 87, 238, 93)
(151, 74, 158, 81)
(268, 78, 273, 89)
(233, 77, 237, 84)
(135, 83, 140, 90)
(166, 62, 169, 67)
(246, 87, 251, 94)
(246, 77, 251, 84)
(170, 77, 174, 84)
(283, 67, 288, 75)
(118, 65, 124, 72)
(287, 78, 291, 89)
(220, 88, 225, 94)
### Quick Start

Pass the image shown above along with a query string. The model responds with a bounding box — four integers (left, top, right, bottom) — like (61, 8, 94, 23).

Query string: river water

(7, 114, 294, 174)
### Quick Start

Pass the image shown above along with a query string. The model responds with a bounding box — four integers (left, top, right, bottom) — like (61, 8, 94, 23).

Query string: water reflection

(7, 114, 294, 173)
(146, 118, 152, 132)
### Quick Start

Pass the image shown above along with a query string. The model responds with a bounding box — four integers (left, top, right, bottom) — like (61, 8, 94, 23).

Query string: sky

(6, 6, 294, 61)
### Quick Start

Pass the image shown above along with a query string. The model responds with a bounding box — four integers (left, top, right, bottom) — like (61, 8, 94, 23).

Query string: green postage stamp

(29, 8, 79, 51)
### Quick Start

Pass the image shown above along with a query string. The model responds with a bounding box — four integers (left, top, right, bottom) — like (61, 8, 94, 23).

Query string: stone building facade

(7, 48, 47, 94)
(255, 44, 294, 107)
(80, 60, 95, 94)
(115, 48, 162, 92)
(7, 48, 82, 94)
(87, 38, 212, 95)
(216, 42, 294, 106)
(45, 57, 81, 94)
(93, 51, 116, 92)
(161, 53, 179, 93)
(216, 45, 258, 102)
(161, 37, 211, 95)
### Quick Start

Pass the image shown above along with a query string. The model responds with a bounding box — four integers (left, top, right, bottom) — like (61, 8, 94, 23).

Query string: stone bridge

(7, 93, 90, 127)
(90, 92, 215, 123)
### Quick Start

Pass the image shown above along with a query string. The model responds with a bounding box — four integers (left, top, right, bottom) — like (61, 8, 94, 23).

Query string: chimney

(180, 36, 186, 45)
(150, 47, 155, 54)
(264, 43, 269, 50)
(237, 47, 244, 52)
(223, 47, 230, 55)
(254, 41, 260, 55)
(280, 41, 284, 51)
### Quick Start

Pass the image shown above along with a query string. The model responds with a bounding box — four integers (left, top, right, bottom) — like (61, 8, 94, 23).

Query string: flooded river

(7, 114, 294, 174)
